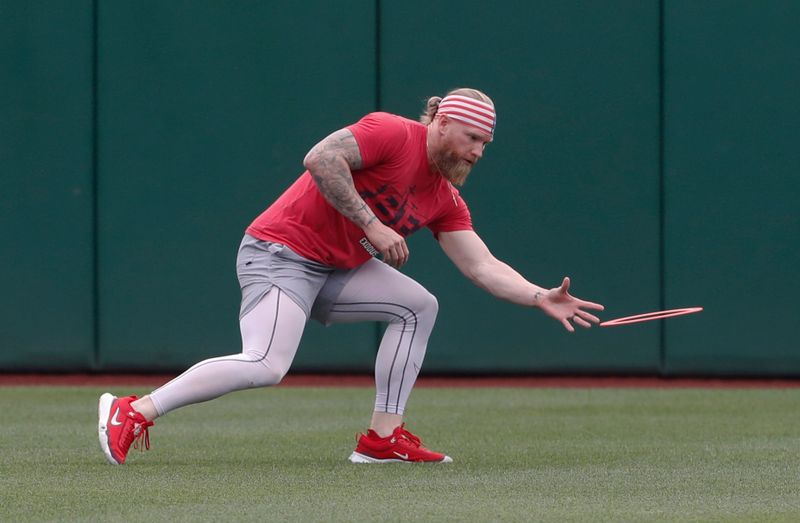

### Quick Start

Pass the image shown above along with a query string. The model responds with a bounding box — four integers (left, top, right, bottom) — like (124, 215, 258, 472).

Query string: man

(98, 88, 604, 465)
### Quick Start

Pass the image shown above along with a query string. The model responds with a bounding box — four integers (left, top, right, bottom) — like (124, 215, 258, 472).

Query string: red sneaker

(97, 393, 154, 465)
(349, 424, 452, 463)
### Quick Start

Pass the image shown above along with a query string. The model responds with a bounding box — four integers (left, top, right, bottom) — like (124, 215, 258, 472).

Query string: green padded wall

(381, 1, 662, 373)
(3, 1, 798, 376)
(663, 2, 800, 375)
(95, 2, 378, 371)
(0, 1, 94, 370)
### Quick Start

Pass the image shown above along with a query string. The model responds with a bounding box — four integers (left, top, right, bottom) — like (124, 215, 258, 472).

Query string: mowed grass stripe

(1, 387, 798, 522)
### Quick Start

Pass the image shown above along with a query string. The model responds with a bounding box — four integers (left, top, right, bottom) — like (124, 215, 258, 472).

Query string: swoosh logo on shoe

(393, 452, 409, 460)
(110, 407, 123, 426)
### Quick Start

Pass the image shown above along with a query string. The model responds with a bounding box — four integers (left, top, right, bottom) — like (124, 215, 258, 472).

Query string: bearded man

(98, 88, 604, 465)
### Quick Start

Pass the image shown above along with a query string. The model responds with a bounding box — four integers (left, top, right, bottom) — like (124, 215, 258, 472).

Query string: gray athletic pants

(148, 235, 438, 417)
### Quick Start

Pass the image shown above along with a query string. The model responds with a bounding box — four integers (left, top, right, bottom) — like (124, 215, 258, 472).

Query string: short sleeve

(347, 112, 409, 169)
(428, 191, 473, 237)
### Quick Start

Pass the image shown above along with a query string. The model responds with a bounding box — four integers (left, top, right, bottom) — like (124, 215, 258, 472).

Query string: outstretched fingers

(549, 277, 605, 332)
(563, 311, 598, 331)
(578, 299, 605, 312)
(575, 308, 602, 325)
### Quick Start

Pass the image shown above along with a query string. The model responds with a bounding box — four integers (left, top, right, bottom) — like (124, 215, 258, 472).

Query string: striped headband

(437, 94, 496, 139)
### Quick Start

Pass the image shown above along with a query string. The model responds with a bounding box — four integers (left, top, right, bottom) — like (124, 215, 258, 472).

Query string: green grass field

(1, 385, 798, 522)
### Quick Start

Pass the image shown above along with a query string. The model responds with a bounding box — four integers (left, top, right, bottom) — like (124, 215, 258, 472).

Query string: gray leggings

(149, 258, 438, 417)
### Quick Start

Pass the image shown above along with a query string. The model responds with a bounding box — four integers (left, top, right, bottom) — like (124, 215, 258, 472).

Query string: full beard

(431, 149, 473, 186)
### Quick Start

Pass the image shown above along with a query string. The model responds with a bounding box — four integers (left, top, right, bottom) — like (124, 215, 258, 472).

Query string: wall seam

(375, 0, 382, 111)
(90, 0, 100, 370)
(658, 0, 667, 375)
(374, 0, 383, 353)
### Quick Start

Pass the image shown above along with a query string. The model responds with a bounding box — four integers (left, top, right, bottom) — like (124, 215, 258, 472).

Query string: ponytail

(419, 96, 442, 125)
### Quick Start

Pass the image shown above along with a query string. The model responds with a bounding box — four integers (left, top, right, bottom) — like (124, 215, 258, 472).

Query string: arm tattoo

(306, 129, 378, 228)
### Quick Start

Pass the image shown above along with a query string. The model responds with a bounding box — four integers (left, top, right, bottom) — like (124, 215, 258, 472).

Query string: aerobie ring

(599, 307, 703, 327)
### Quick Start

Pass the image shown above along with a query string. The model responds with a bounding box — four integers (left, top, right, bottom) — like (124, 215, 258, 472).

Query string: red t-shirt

(246, 112, 473, 268)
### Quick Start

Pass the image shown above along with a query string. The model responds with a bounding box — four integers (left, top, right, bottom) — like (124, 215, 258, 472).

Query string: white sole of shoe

(97, 393, 121, 465)
(348, 451, 453, 464)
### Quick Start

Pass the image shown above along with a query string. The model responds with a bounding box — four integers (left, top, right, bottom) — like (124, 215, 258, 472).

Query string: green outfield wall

(1, 1, 95, 370)
(2, 1, 798, 376)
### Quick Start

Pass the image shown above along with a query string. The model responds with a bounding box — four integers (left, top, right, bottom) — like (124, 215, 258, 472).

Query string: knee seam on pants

(332, 301, 426, 323)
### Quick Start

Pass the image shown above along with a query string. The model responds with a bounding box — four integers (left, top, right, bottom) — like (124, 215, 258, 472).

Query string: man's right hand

(364, 221, 409, 268)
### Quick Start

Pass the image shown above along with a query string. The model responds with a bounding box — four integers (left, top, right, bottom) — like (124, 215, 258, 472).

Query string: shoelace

(357, 424, 425, 448)
(397, 424, 422, 448)
(132, 420, 154, 452)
